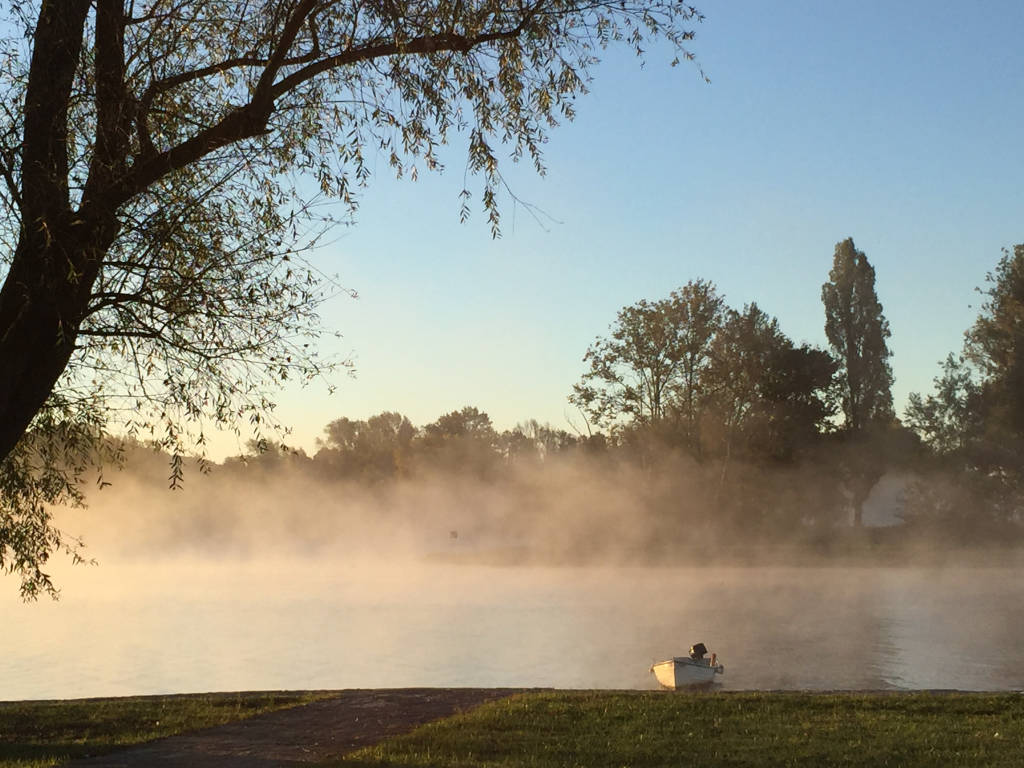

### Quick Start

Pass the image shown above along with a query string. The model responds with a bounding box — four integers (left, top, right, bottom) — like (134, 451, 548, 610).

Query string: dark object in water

(689, 642, 708, 660)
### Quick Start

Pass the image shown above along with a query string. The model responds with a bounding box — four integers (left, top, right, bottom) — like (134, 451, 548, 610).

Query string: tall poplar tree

(821, 238, 894, 432)
(821, 238, 895, 526)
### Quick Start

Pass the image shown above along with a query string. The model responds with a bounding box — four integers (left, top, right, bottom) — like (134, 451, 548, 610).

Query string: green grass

(335, 691, 1024, 768)
(0, 691, 334, 768)
(3, 690, 1022, 768)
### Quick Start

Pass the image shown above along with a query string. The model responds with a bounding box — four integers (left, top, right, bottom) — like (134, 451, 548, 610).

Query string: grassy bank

(337, 691, 1024, 768)
(0, 691, 332, 768)
(2, 690, 1023, 767)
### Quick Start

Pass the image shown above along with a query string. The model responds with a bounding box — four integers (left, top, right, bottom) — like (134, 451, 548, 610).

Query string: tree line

(37, 236, 1020, 583)
(904, 244, 1024, 538)
(195, 237, 1022, 555)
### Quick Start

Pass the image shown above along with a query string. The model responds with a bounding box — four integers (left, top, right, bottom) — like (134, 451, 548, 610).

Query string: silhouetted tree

(317, 412, 415, 481)
(966, 244, 1024, 441)
(704, 303, 790, 461)
(0, 1, 706, 596)
(960, 244, 1024, 519)
(570, 280, 724, 454)
(822, 238, 894, 432)
(821, 238, 895, 526)
(757, 344, 838, 461)
(418, 406, 500, 476)
(703, 304, 836, 522)
(904, 245, 1024, 535)
(702, 304, 835, 463)
(905, 354, 982, 457)
(500, 427, 539, 464)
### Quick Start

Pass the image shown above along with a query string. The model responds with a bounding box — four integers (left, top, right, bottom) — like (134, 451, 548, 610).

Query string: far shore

(425, 539, 1024, 568)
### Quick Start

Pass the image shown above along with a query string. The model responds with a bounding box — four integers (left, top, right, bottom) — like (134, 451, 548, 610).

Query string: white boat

(650, 643, 724, 688)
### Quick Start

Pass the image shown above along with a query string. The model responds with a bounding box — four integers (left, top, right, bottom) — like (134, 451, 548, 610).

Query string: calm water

(2, 561, 1022, 700)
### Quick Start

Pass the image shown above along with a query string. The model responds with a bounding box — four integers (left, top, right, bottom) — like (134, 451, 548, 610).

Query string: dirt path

(66, 688, 523, 767)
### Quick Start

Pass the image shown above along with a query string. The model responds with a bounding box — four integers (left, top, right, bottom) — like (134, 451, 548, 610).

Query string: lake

(2, 561, 1021, 700)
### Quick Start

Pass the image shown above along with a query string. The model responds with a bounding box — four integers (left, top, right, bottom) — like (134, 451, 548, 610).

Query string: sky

(215, 0, 1023, 458)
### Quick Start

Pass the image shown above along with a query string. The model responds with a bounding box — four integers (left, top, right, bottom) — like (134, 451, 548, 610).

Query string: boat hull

(651, 657, 724, 689)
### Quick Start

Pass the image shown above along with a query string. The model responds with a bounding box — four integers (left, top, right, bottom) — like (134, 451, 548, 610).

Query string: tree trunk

(0, 2, 104, 462)
(0, 225, 112, 459)
(849, 473, 874, 527)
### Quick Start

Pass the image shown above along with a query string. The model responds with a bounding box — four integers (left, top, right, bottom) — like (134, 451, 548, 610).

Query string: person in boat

(689, 642, 718, 668)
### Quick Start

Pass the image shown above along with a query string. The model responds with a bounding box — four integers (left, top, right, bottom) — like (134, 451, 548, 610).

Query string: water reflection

(1, 562, 1021, 700)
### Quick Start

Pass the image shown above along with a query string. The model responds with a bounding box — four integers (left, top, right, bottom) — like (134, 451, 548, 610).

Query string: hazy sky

(217, 0, 1023, 458)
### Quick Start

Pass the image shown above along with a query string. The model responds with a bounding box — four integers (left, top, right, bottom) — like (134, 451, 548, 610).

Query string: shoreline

(6, 686, 1024, 705)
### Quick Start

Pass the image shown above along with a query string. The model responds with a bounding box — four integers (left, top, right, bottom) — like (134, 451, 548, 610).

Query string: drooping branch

(118, 4, 553, 204)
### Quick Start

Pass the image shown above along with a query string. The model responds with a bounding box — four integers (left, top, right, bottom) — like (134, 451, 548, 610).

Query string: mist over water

(4, 458, 1022, 700)
(4, 559, 1023, 700)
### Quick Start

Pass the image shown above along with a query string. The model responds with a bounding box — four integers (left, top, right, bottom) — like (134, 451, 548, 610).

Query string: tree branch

(18, 0, 90, 219)
(86, 0, 131, 199)
(117, 9, 540, 204)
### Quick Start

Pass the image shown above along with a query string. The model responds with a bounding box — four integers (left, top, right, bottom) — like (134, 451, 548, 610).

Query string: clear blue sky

(220, 0, 1024, 457)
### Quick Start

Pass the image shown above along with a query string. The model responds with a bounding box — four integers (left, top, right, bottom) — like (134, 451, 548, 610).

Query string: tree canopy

(903, 244, 1024, 535)
(0, 0, 706, 597)
(966, 244, 1024, 439)
(569, 280, 723, 442)
(705, 303, 836, 464)
(570, 283, 835, 465)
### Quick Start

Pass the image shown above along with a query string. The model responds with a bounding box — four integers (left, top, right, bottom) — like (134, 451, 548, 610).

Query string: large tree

(569, 280, 723, 447)
(705, 303, 835, 464)
(959, 244, 1024, 512)
(821, 238, 894, 432)
(0, 0, 705, 596)
(904, 353, 982, 457)
(965, 244, 1024, 439)
(906, 244, 1024, 462)
(417, 405, 499, 476)
(317, 411, 415, 481)
(821, 238, 894, 526)
(704, 302, 789, 463)
(573, 282, 724, 438)
(904, 245, 1024, 533)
